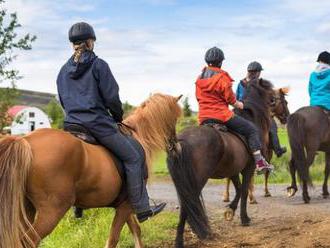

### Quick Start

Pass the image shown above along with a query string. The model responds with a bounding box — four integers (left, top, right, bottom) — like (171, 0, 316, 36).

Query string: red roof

(7, 105, 28, 117)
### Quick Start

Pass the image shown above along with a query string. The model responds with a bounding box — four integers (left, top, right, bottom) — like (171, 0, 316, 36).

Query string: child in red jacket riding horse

(195, 46, 273, 174)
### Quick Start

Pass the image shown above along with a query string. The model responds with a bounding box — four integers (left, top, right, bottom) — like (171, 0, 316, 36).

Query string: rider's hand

(233, 101, 244, 110)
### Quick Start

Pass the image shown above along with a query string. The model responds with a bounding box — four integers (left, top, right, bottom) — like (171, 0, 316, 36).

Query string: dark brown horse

(287, 106, 330, 203)
(223, 87, 290, 203)
(0, 93, 182, 248)
(167, 79, 276, 248)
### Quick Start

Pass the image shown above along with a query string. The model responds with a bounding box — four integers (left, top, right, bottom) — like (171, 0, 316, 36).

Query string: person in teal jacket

(309, 51, 330, 110)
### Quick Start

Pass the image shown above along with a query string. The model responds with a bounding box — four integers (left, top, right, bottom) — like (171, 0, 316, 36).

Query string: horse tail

(167, 140, 210, 239)
(287, 113, 310, 185)
(0, 136, 35, 248)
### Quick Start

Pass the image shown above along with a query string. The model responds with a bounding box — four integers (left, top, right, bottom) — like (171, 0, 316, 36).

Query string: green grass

(152, 128, 327, 184)
(41, 209, 177, 248)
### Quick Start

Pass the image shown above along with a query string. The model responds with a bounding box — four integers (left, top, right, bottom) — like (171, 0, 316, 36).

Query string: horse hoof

(241, 219, 251, 226)
(322, 193, 329, 199)
(264, 192, 271, 197)
(223, 198, 230, 203)
(287, 187, 297, 197)
(224, 208, 234, 221)
(249, 199, 258, 204)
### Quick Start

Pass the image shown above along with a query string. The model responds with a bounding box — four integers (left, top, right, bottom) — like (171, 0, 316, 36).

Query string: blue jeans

(96, 132, 150, 213)
(270, 118, 281, 152)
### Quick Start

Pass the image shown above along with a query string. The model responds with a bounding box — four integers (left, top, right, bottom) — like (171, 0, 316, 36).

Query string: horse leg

(223, 178, 230, 202)
(175, 208, 187, 248)
(27, 203, 71, 246)
(248, 175, 257, 204)
(264, 171, 271, 197)
(287, 158, 298, 197)
(224, 175, 241, 221)
(105, 202, 131, 248)
(240, 163, 254, 226)
(302, 149, 317, 203)
(127, 214, 143, 248)
(322, 152, 330, 198)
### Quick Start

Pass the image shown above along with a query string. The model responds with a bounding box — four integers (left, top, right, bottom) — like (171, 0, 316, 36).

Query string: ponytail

(72, 39, 94, 63)
(73, 42, 87, 63)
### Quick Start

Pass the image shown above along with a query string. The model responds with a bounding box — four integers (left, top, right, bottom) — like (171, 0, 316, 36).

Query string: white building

(7, 105, 51, 135)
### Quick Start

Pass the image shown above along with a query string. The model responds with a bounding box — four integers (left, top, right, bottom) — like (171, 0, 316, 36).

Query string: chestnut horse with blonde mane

(0, 93, 182, 248)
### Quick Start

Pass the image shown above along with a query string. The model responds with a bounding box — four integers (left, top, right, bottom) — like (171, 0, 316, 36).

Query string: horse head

(272, 87, 290, 124)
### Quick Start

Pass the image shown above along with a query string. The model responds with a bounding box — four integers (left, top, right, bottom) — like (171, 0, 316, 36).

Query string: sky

(4, 0, 330, 111)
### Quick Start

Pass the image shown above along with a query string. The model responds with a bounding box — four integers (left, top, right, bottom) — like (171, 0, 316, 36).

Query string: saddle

(64, 123, 147, 208)
(203, 122, 250, 151)
(64, 123, 98, 145)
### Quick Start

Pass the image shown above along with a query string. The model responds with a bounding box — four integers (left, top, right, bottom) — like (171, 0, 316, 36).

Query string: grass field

(153, 128, 327, 184)
(41, 209, 177, 248)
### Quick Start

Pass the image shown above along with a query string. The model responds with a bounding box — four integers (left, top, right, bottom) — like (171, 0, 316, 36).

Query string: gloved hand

(233, 100, 244, 110)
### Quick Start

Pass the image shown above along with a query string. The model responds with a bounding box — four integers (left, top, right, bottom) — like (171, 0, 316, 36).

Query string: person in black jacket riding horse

(56, 22, 165, 222)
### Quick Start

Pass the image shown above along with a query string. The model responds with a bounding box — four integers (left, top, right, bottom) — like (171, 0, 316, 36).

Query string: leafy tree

(122, 101, 134, 117)
(0, 0, 36, 131)
(45, 99, 64, 129)
(183, 96, 192, 117)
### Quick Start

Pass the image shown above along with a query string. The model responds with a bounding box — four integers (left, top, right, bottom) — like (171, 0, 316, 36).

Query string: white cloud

(3, 0, 325, 114)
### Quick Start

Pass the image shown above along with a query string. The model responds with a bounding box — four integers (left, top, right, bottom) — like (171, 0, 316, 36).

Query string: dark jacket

(56, 51, 124, 137)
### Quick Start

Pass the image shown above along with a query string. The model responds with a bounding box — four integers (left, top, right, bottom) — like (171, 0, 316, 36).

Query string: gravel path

(147, 181, 330, 248)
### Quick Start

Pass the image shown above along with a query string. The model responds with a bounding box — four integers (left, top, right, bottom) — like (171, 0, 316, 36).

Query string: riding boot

(73, 207, 83, 218)
(270, 118, 286, 157)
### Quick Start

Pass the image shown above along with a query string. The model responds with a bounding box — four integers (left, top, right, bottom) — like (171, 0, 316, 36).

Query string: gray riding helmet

(205, 47, 225, 65)
(247, 61, 263, 71)
(68, 22, 96, 44)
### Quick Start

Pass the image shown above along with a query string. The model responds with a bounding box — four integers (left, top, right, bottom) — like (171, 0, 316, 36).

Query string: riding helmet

(68, 22, 96, 43)
(247, 61, 263, 72)
(205, 47, 225, 65)
(317, 51, 330, 65)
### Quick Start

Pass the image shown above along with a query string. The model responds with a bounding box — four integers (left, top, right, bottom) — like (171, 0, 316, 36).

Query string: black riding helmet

(247, 61, 263, 72)
(205, 47, 225, 66)
(69, 22, 96, 44)
(317, 51, 330, 65)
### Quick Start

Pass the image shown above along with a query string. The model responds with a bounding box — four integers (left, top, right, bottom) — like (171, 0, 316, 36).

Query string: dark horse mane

(236, 78, 274, 132)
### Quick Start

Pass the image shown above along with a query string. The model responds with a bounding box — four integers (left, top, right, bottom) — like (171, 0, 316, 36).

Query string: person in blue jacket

(56, 22, 166, 222)
(236, 61, 287, 157)
(309, 51, 330, 110)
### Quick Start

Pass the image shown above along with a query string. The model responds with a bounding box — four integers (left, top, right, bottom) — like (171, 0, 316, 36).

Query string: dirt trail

(148, 181, 330, 248)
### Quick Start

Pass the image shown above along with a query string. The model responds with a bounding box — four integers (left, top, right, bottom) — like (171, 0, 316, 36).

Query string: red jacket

(196, 66, 237, 124)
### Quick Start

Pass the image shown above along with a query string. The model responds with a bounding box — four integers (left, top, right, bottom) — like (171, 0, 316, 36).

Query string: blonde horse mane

(124, 93, 182, 172)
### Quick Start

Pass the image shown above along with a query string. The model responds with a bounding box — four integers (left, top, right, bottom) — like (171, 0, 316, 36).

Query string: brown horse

(287, 106, 330, 203)
(223, 87, 290, 203)
(0, 93, 182, 248)
(167, 79, 276, 248)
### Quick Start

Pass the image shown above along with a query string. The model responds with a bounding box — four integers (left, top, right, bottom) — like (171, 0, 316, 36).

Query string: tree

(183, 96, 192, 117)
(44, 99, 64, 129)
(0, 0, 36, 131)
(122, 101, 135, 117)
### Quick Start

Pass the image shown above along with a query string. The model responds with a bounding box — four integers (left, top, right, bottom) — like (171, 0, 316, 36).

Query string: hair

(124, 93, 182, 172)
(238, 78, 274, 133)
(73, 39, 94, 63)
(0, 136, 36, 248)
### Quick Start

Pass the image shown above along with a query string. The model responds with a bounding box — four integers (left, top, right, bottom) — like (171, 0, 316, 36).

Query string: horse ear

(176, 95, 183, 102)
